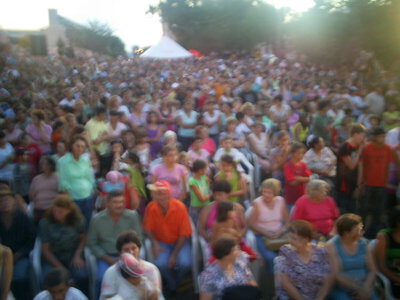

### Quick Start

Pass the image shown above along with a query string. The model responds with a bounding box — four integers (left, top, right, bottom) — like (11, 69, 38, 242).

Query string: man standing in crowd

(336, 124, 366, 214)
(365, 85, 385, 115)
(361, 127, 392, 238)
(144, 180, 192, 294)
(87, 190, 142, 297)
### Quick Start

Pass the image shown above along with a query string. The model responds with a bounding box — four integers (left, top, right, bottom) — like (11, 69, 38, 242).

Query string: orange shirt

(144, 198, 192, 244)
(362, 142, 392, 187)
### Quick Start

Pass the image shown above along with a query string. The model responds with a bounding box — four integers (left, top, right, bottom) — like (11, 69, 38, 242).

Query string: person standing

(361, 127, 392, 238)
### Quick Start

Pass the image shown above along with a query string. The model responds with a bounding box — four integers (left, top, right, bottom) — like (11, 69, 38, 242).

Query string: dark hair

(388, 207, 400, 229)
(43, 156, 56, 173)
(146, 111, 159, 123)
(192, 136, 203, 143)
(289, 220, 314, 240)
(45, 194, 84, 227)
(111, 138, 124, 147)
(109, 110, 121, 116)
(192, 159, 207, 173)
(52, 120, 65, 131)
(317, 100, 330, 111)
(336, 213, 362, 236)
(220, 154, 235, 165)
(350, 124, 366, 136)
(95, 106, 107, 115)
(212, 180, 232, 194)
(309, 136, 322, 149)
(216, 201, 234, 222)
(290, 142, 306, 154)
(0, 132, 5, 140)
(274, 95, 283, 102)
(277, 130, 290, 140)
(116, 231, 142, 252)
(107, 190, 124, 200)
(69, 136, 88, 152)
(213, 234, 238, 259)
(236, 111, 245, 121)
(370, 126, 386, 136)
(44, 268, 71, 288)
(161, 145, 178, 156)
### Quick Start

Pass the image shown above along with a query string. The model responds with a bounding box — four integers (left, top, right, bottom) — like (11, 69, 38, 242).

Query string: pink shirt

(26, 123, 52, 154)
(292, 195, 339, 235)
(29, 173, 59, 210)
(151, 163, 187, 199)
(253, 196, 285, 233)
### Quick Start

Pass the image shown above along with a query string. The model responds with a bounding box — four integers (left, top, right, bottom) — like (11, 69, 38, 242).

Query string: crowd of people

(0, 42, 400, 300)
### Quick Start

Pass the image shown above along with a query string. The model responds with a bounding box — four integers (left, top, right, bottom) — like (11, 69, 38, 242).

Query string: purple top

(26, 123, 52, 154)
(146, 125, 163, 159)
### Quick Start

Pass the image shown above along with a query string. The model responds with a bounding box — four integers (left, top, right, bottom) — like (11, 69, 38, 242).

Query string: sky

(1, 0, 315, 50)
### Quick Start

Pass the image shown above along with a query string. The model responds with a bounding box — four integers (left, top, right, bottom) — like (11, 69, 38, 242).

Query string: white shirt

(34, 287, 87, 300)
(386, 127, 400, 148)
(59, 98, 77, 107)
(203, 110, 221, 135)
(109, 122, 128, 138)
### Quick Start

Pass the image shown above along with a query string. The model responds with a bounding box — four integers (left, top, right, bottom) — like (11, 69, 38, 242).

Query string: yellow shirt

(85, 118, 111, 155)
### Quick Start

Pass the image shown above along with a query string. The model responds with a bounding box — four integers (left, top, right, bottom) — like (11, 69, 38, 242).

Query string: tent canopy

(141, 36, 192, 59)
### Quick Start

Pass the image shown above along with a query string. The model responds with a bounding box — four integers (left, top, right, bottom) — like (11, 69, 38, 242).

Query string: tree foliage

(149, 0, 279, 53)
(64, 19, 126, 57)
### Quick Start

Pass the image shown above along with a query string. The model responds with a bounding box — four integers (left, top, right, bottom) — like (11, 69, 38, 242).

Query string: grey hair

(306, 179, 329, 196)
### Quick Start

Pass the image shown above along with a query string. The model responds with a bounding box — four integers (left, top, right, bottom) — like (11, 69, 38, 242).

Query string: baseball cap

(118, 253, 145, 277)
(147, 180, 171, 193)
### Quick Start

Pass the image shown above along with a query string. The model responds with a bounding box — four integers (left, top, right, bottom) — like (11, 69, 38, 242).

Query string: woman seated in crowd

(292, 179, 339, 239)
(270, 130, 291, 184)
(101, 231, 162, 300)
(199, 234, 258, 300)
(275, 220, 333, 300)
(248, 122, 271, 175)
(39, 194, 88, 296)
(248, 179, 289, 274)
(375, 206, 400, 298)
(326, 214, 378, 300)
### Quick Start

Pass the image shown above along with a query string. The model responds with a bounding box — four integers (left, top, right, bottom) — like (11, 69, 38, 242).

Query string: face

(163, 150, 178, 164)
(349, 223, 365, 239)
(292, 148, 306, 161)
(107, 195, 125, 215)
(288, 232, 309, 250)
(374, 134, 386, 145)
(213, 191, 229, 202)
(72, 140, 86, 156)
(53, 206, 70, 223)
(262, 188, 274, 203)
(222, 139, 233, 150)
(279, 135, 291, 147)
(152, 190, 170, 210)
(314, 138, 325, 150)
(225, 244, 240, 262)
(121, 242, 140, 258)
(48, 283, 69, 300)
(40, 158, 50, 173)
(193, 139, 203, 150)
(0, 195, 15, 213)
(57, 142, 66, 155)
(353, 132, 366, 145)
(220, 161, 234, 173)
(183, 101, 193, 111)
(111, 143, 123, 154)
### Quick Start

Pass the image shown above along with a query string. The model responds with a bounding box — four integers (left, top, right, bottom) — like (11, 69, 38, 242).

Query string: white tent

(141, 36, 192, 59)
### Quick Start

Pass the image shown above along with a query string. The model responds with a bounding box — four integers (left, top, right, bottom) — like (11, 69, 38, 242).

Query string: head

(370, 127, 386, 145)
(335, 213, 363, 238)
(212, 179, 231, 202)
(277, 131, 291, 147)
(290, 142, 306, 161)
(109, 110, 122, 123)
(40, 156, 56, 174)
(308, 136, 324, 151)
(31, 109, 45, 124)
(260, 178, 281, 202)
(252, 122, 265, 134)
(106, 190, 125, 216)
(111, 139, 125, 155)
(46, 194, 83, 225)
(221, 136, 233, 150)
(95, 106, 107, 121)
(56, 140, 67, 156)
(191, 136, 204, 150)
(220, 154, 236, 173)
(148, 180, 171, 211)
(116, 231, 142, 258)
(69, 136, 88, 157)
(183, 100, 193, 111)
(192, 159, 207, 175)
(226, 117, 238, 132)
(161, 145, 178, 165)
(349, 124, 366, 145)
(44, 268, 72, 300)
(306, 180, 329, 202)
(216, 201, 235, 222)
(164, 130, 177, 144)
(288, 220, 314, 250)
(317, 100, 331, 113)
(147, 111, 159, 124)
(0, 190, 16, 214)
(212, 234, 240, 262)
(118, 253, 146, 283)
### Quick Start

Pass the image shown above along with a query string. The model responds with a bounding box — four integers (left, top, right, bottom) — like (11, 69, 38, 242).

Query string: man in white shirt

(365, 86, 385, 115)
(34, 268, 87, 300)
(59, 89, 77, 107)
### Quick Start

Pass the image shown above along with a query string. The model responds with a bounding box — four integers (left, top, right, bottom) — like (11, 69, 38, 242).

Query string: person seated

(0, 189, 35, 300)
(39, 194, 88, 296)
(375, 206, 400, 298)
(101, 231, 163, 300)
(33, 268, 87, 300)
(143, 180, 192, 293)
(0, 243, 13, 300)
(87, 190, 143, 298)
(199, 234, 258, 300)
(248, 179, 289, 274)
(326, 214, 378, 300)
(275, 220, 333, 300)
(292, 180, 339, 239)
(213, 136, 244, 170)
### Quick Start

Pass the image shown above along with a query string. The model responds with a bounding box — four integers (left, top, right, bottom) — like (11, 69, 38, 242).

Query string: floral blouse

(303, 147, 336, 177)
(275, 244, 331, 300)
(199, 252, 254, 299)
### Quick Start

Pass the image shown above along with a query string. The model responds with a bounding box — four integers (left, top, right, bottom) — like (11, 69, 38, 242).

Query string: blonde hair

(260, 178, 281, 196)
(239, 102, 255, 113)
(306, 179, 329, 197)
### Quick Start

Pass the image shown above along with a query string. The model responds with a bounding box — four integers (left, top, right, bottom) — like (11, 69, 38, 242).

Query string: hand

(152, 242, 161, 259)
(71, 255, 85, 269)
(267, 230, 283, 239)
(168, 253, 177, 269)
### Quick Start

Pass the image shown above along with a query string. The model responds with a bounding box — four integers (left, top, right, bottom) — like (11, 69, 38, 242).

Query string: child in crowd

(134, 128, 150, 171)
(189, 159, 211, 225)
(283, 142, 311, 209)
(210, 201, 256, 262)
(215, 154, 247, 203)
(270, 130, 291, 183)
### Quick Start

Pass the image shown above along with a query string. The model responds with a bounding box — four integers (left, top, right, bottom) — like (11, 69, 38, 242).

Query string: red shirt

(292, 195, 339, 235)
(284, 160, 311, 204)
(362, 142, 392, 187)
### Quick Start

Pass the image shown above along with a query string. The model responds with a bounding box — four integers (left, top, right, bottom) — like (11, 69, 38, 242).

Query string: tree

(149, 0, 279, 53)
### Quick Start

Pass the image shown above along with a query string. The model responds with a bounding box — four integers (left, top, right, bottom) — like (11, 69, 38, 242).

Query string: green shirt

(57, 153, 95, 200)
(312, 113, 331, 145)
(87, 209, 142, 259)
(189, 175, 210, 208)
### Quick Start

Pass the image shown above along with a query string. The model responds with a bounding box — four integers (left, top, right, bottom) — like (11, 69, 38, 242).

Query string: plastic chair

(29, 238, 42, 296)
(84, 248, 97, 300)
(369, 239, 395, 300)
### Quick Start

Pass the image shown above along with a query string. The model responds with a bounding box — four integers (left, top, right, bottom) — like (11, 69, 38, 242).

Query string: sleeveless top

(216, 170, 240, 203)
(380, 228, 400, 276)
(332, 235, 368, 284)
(177, 110, 198, 137)
(253, 196, 284, 233)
